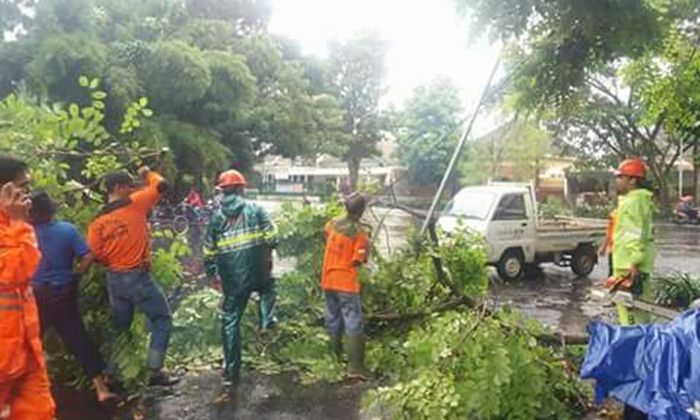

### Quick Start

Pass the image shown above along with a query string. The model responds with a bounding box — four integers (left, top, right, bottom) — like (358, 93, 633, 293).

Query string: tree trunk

(348, 157, 361, 191)
(655, 175, 672, 213)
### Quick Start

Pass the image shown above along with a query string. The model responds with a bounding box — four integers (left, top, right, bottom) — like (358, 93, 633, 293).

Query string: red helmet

(217, 170, 246, 188)
(614, 159, 646, 179)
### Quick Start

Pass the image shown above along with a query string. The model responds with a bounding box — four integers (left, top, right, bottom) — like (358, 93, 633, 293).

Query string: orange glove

(605, 275, 634, 292)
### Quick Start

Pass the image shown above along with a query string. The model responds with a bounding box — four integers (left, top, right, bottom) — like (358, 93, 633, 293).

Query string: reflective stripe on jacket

(203, 194, 277, 290)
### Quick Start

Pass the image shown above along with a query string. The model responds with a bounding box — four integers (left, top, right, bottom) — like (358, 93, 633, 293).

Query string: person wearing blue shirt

(30, 191, 116, 403)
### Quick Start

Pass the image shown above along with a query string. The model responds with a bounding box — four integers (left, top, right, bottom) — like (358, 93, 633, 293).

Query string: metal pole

(680, 137, 685, 198)
(419, 50, 503, 237)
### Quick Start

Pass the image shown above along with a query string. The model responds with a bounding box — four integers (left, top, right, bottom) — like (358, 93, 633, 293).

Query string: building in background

(255, 155, 406, 196)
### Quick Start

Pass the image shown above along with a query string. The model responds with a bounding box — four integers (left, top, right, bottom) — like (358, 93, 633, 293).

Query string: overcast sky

(268, 0, 500, 111)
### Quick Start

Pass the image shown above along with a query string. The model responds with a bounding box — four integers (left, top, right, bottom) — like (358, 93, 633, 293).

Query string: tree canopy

(456, 0, 700, 205)
(0, 0, 349, 192)
(396, 77, 464, 187)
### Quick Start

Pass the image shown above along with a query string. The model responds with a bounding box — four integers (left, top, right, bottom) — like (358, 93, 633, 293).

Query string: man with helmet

(607, 158, 655, 420)
(609, 158, 655, 326)
(203, 169, 278, 386)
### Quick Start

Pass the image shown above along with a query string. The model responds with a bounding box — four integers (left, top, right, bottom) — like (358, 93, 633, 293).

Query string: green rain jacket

(612, 188, 654, 276)
(203, 194, 277, 293)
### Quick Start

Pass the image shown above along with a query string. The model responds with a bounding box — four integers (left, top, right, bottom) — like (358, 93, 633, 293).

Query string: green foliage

(25, 33, 108, 103)
(269, 202, 589, 416)
(539, 196, 573, 219)
(275, 201, 343, 278)
(140, 41, 212, 112)
(653, 272, 700, 309)
(395, 77, 463, 187)
(1, 0, 346, 193)
(365, 230, 489, 316)
(0, 81, 189, 391)
(457, 0, 700, 210)
(328, 32, 389, 188)
(136, 199, 591, 416)
(159, 118, 232, 185)
(456, 0, 678, 107)
(363, 310, 590, 419)
(168, 289, 223, 368)
(573, 203, 614, 219)
(461, 120, 550, 185)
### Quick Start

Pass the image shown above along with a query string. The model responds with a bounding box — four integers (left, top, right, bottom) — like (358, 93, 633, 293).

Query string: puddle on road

(489, 224, 700, 337)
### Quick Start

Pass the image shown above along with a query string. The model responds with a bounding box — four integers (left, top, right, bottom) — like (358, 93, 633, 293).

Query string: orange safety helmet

(217, 169, 246, 188)
(614, 158, 646, 179)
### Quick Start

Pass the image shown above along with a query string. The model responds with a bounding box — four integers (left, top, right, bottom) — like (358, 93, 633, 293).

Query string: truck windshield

(445, 192, 495, 220)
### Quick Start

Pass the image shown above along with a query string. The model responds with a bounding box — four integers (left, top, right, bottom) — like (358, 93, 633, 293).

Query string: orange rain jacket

(0, 209, 45, 382)
(88, 172, 165, 272)
(321, 216, 370, 294)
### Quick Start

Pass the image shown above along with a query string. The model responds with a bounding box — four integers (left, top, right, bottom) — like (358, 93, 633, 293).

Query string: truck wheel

(571, 245, 597, 277)
(497, 249, 525, 281)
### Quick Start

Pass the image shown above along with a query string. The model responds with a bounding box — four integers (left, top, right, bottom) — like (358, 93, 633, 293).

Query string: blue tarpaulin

(581, 309, 700, 419)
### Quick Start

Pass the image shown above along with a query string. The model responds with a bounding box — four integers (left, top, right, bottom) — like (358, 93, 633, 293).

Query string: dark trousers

(34, 282, 106, 379)
(106, 270, 172, 372)
(221, 276, 277, 381)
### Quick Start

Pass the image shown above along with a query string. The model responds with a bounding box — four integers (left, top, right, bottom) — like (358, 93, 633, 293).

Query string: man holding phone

(0, 154, 55, 419)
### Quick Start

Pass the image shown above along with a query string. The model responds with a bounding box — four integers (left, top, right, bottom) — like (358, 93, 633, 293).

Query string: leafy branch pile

(364, 311, 590, 419)
(238, 203, 591, 417)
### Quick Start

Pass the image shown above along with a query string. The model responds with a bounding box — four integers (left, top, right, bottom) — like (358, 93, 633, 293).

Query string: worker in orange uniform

(0, 154, 55, 419)
(321, 192, 372, 380)
(88, 166, 178, 387)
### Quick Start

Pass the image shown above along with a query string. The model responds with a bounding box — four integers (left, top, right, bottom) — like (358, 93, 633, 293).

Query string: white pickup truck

(437, 183, 607, 281)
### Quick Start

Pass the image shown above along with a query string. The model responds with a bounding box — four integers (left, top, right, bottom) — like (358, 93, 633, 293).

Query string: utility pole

(419, 51, 503, 237)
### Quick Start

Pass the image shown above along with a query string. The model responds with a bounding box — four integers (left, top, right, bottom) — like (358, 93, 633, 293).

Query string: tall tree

(327, 33, 388, 189)
(396, 77, 463, 187)
(456, 0, 700, 207)
(232, 35, 345, 160)
(0, 0, 338, 192)
(455, 0, 686, 107)
(550, 34, 700, 207)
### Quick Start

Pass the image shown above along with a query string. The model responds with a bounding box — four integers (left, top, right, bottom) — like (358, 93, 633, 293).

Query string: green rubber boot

(330, 333, 343, 360)
(347, 334, 371, 381)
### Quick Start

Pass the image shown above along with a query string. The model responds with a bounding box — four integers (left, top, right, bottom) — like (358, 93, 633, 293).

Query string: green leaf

(89, 78, 99, 89)
(139, 97, 148, 107)
(79, 76, 89, 87)
(91, 91, 107, 100)
(69, 104, 80, 118)
(141, 109, 154, 117)
(92, 101, 105, 110)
